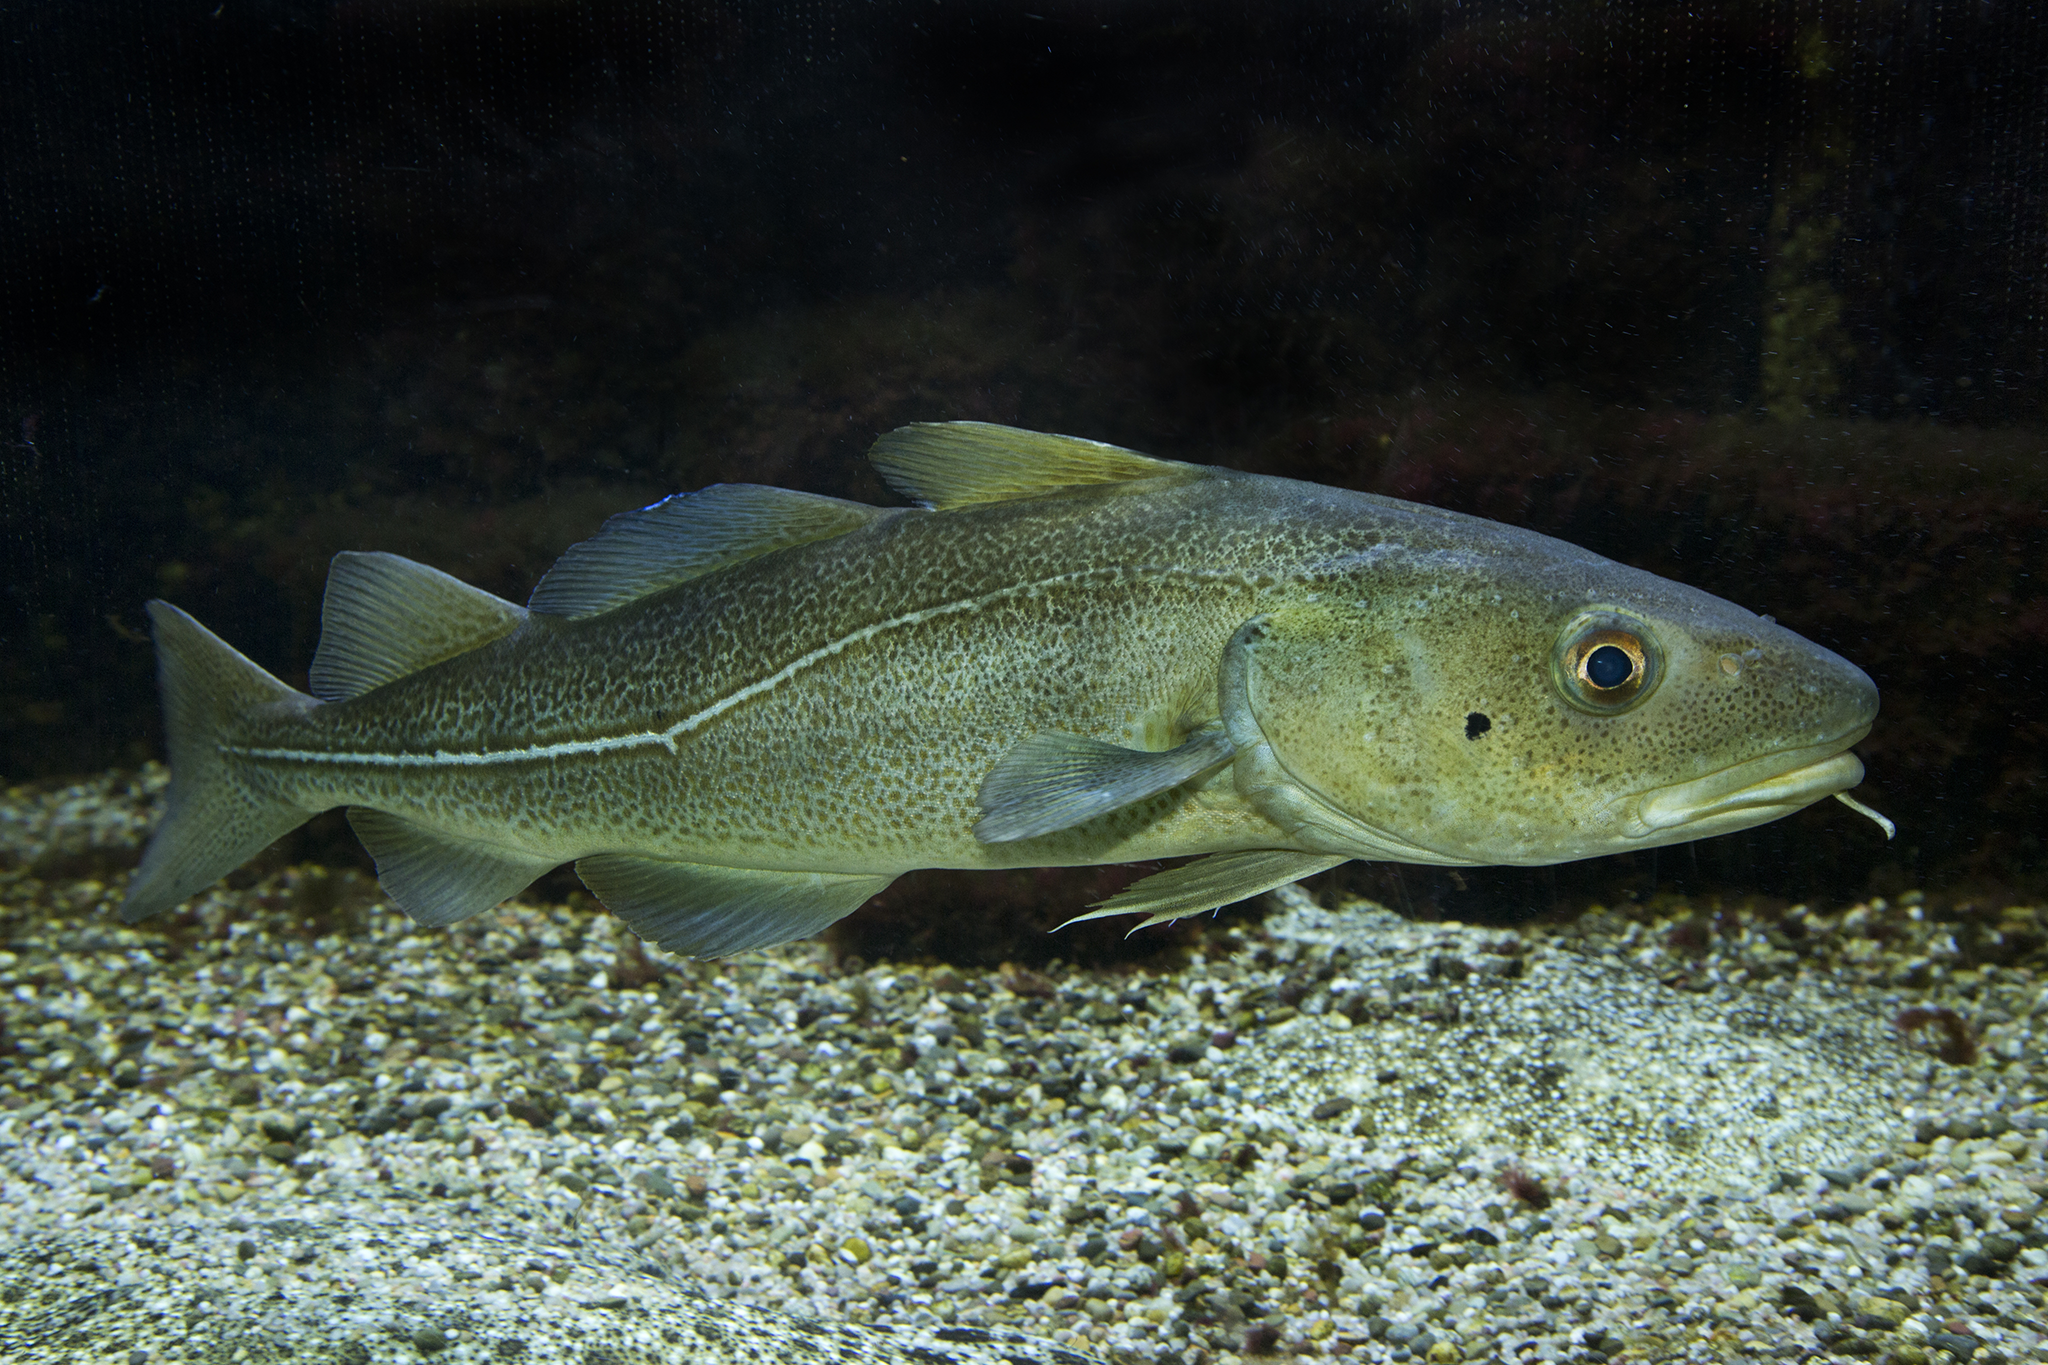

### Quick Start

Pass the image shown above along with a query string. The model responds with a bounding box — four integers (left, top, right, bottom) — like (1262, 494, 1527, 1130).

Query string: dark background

(3, 1, 2044, 956)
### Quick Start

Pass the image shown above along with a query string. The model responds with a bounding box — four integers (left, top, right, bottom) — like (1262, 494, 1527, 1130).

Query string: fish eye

(1585, 644, 1633, 689)
(1553, 612, 1660, 714)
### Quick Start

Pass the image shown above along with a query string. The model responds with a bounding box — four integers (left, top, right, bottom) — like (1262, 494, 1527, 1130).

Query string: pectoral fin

(974, 727, 1235, 843)
(347, 809, 558, 928)
(576, 854, 894, 958)
(1060, 850, 1345, 933)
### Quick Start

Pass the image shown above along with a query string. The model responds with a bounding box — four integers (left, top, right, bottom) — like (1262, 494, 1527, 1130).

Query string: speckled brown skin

(213, 463, 1877, 880)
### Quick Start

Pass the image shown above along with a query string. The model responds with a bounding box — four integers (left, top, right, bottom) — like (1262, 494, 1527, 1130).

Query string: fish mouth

(1629, 727, 1872, 841)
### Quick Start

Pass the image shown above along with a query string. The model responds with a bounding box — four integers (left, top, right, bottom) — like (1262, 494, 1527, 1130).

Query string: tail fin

(118, 601, 318, 923)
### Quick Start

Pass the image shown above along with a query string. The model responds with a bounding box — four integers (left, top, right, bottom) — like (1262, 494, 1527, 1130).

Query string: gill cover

(1219, 610, 1478, 867)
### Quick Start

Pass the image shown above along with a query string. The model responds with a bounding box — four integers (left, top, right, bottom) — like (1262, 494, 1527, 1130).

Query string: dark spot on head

(1465, 712, 1491, 739)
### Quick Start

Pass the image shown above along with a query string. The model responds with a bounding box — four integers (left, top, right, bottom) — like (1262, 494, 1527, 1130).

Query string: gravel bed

(2, 767, 2047, 1364)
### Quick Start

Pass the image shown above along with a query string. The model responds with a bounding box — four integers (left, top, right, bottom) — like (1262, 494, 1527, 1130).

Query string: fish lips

(1628, 728, 1872, 842)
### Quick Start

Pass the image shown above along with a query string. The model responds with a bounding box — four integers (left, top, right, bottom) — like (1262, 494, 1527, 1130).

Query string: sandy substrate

(2, 768, 2045, 1364)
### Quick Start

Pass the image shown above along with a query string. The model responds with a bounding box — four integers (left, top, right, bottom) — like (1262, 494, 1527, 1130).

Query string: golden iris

(1553, 611, 1659, 713)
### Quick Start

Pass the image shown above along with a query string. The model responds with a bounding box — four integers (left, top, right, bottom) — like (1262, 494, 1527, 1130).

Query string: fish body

(120, 423, 1882, 954)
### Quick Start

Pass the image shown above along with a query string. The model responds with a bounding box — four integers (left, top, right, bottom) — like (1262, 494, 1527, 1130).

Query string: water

(7, 5, 2042, 928)
(1, 7, 2045, 1359)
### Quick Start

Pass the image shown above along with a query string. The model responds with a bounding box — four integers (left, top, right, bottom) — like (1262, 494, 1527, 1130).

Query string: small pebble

(0, 770, 2044, 1364)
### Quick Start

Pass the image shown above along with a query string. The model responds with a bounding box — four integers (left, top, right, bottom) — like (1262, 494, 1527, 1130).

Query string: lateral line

(224, 565, 1262, 770)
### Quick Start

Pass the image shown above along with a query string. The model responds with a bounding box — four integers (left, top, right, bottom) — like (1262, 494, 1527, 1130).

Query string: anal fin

(348, 808, 557, 928)
(975, 728, 1234, 843)
(577, 854, 894, 958)
(1061, 850, 1345, 933)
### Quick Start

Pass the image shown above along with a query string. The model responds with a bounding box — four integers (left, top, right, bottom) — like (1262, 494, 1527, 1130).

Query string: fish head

(1223, 543, 1879, 867)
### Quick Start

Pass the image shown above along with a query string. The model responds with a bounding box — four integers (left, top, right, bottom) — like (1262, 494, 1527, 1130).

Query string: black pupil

(1585, 644, 1634, 689)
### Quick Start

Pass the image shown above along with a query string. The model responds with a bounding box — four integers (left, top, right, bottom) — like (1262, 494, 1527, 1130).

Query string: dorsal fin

(867, 421, 1203, 511)
(309, 552, 528, 702)
(527, 484, 890, 619)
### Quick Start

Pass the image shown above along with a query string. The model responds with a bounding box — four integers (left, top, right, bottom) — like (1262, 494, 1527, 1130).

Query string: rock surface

(4, 769, 2048, 1363)
(0, 1192, 1098, 1365)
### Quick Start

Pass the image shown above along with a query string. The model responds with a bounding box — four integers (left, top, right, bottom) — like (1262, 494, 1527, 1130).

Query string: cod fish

(119, 423, 1890, 955)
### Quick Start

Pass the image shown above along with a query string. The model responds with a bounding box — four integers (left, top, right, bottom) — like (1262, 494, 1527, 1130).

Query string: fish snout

(1838, 658, 1881, 733)
(1629, 644, 1877, 844)
(1777, 637, 1879, 744)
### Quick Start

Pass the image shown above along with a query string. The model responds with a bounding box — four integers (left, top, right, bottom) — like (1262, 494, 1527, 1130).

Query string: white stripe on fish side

(222, 565, 1268, 770)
